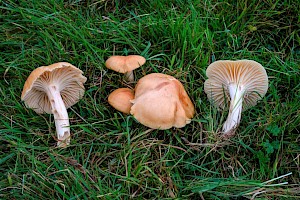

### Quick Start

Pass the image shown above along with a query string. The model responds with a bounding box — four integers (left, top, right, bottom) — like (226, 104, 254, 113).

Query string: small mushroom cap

(105, 55, 146, 73)
(108, 88, 135, 114)
(130, 73, 195, 129)
(21, 62, 87, 114)
(204, 60, 268, 110)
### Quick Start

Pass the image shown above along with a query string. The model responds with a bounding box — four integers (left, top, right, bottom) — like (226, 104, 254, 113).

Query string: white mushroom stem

(47, 85, 70, 147)
(124, 71, 134, 82)
(222, 83, 244, 137)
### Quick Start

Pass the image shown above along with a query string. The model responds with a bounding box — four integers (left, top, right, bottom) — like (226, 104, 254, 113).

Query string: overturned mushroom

(21, 62, 87, 147)
(108, 88, 134, 114)
(130, 73, 195, 129)
(204, 60, 268, 138)
(105, 55, 146, 82)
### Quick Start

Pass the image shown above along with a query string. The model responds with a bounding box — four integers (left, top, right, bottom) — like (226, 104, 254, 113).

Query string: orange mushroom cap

(130, 73, 195, 129)
(108, 88, 134, 114)
(105, 55, 146, 74)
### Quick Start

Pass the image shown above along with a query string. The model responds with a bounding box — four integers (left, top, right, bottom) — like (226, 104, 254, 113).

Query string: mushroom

(108, 88, 134, 114)
(21, 62, 87, 147)
(105, 55, 146, 82)
(204, 60, 268, 138)
(130, 73, 195, 129)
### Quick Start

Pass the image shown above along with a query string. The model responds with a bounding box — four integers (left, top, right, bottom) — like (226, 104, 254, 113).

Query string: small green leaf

(271, 140, 280, 150)
(262, 140, 274, 154)
(266, 124, 281, 136)
(247, 25, 257, 32)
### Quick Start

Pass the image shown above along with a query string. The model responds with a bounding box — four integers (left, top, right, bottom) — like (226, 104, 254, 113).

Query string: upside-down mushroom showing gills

(204, 60, 268, 138)
(21, 62, 87, 147)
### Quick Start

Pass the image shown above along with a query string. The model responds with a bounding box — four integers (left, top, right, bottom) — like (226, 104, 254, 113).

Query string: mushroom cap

(105, 55, 146, 73)
(21, 62, 87, 114)
(204, 60, 268, 110)
(108, 88, 134, 114)
(130, 73, 195, 129)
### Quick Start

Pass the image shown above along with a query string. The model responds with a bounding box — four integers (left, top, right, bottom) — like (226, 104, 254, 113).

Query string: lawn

(0, 0, 299, 199)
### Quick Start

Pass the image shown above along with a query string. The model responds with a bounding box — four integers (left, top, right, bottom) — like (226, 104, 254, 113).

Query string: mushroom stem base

(222, 83, 244, 138)
(47, 85, 70, 147)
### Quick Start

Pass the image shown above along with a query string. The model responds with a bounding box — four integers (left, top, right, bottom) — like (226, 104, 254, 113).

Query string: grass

(0, 0, 299, 199)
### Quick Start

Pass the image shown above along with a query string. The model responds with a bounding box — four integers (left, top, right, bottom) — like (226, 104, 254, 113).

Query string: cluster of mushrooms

(21, 56, 268, 147)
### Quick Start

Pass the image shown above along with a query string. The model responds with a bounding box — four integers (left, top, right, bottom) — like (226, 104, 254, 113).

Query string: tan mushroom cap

(130, 73, 195, 129)
(21, 62, 87, 114)
(108, 88, 134, 114)
(204, 60, 268, 110)
(105, 55, 146, 73)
